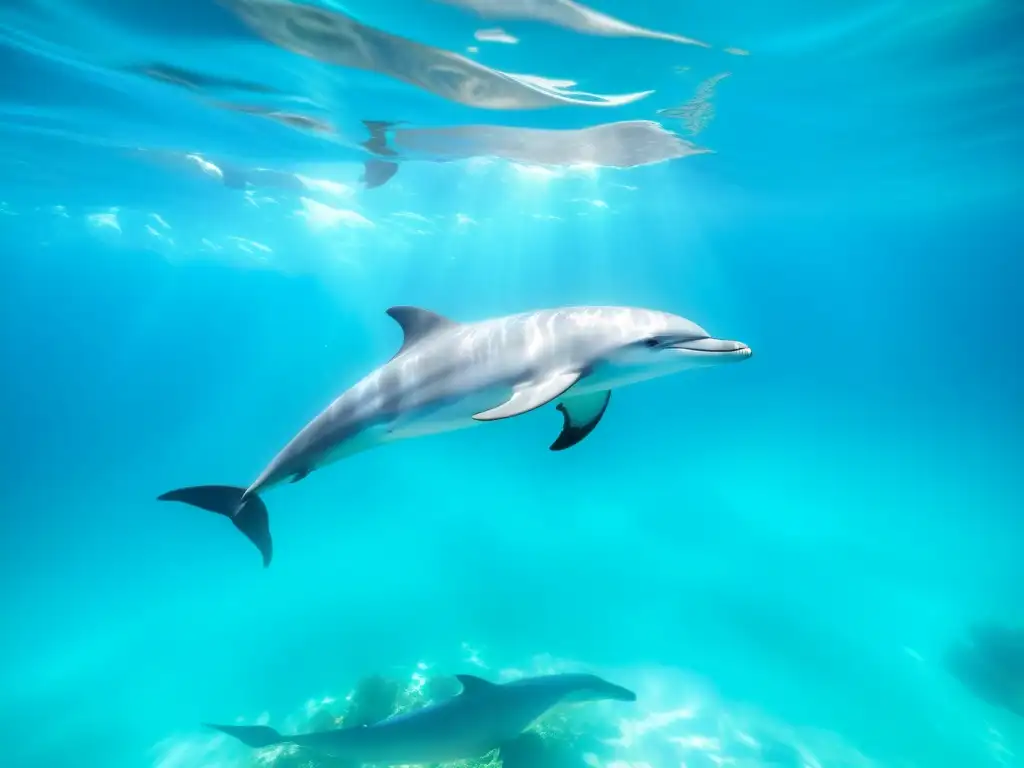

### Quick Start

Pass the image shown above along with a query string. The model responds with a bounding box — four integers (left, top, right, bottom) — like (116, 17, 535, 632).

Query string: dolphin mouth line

(668, 341, 751, 355)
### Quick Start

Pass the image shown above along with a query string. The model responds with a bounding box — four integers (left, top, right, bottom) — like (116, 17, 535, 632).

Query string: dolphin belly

(305, 733, 491, 764)
(384, 386, 512, 440)
(569, 364, 673, 396)
(312, 422, 391, 468)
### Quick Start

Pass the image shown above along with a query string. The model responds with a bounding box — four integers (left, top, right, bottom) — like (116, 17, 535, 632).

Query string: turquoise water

(2, 1, 1023, 767)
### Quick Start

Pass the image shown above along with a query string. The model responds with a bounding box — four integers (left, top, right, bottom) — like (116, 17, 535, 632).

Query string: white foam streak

(393, 211, 431, 223)
(511, 162, 561, 180)
(184, 153, 223, 181)
(475, 27, 519, 44)
(228, 236, 273, 255)
(298, 197, 375, 229)
(293, 174, 352, 197)
(87, 211, 121, 233)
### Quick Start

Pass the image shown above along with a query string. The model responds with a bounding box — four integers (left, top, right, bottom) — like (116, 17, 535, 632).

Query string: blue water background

(1, 1, 1023, 767)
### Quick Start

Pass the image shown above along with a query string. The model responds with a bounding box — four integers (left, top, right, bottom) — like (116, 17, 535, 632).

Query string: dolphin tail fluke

(157, 485, 273, 568)
(205, 723, 284, 748)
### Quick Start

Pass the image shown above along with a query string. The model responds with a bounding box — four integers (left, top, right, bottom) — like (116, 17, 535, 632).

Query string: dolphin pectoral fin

(205, 723, 284, 749)
(472, 371, 581, 422)
(157, 485, 273, 568)
(362, 159, 399, 189)
(499, 732, 545, 768)
(550, 390, 611, 451)
(456, 673, 498, 695)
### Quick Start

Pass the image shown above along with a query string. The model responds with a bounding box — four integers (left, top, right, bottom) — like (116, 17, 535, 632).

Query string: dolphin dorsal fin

(386, 306, 456, 357)
(456, 674, 496, 696)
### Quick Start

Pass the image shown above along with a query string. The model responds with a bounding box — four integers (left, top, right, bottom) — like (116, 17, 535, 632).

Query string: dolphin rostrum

(206, 672, 636, 763)
(159, 305, 752, 565)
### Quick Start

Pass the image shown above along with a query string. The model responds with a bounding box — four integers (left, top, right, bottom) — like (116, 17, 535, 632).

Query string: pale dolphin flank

(159, 305, 751, 565)
(206, 673, 636, 763)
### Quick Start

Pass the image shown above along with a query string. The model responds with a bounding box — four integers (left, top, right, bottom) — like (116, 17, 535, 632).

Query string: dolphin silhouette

(946, 623, 1024, 718)
(159, 305, 751, 565)
(355, 118, 708, 190)
(207, 673, 636, 763)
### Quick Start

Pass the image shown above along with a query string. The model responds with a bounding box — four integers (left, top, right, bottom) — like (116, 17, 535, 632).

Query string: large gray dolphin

(206, 672, 636, 763)
(159, 305, 751, 565)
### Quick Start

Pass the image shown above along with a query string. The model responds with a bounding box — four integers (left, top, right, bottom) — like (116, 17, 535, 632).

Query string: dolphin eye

(644, 337, 660, 348)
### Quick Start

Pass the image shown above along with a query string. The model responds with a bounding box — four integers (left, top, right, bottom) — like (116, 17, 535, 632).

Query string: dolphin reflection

(222, 0, 653, 109)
